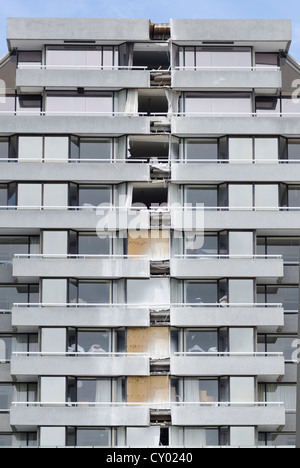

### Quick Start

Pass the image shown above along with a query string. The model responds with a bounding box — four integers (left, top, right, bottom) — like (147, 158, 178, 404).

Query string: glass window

(184, 379, 219, 402)
(282, 97, 300, 115)
(0, 138, 9, 160)
(258, 334, 296, 360)
(0, 185, 7, 206)
(44, 137, 69, 162)
(0, 237, 30, 261)
(76, 429, 111, 447)
(78, 185, 111, 207)
(185, 139, 218, 161)
(256, 97, 280, 114)
(78, 233, 111, 255)
(0, 384, 14, 409)
(185, 282, 218, 304)
(185, 234, 218, 256)
(264, 237, 299, 263)
(80, 139, 112, 161)
(255, 53, 278, 68)
(266, 285, 298, 311)
(0, 285, 29, 309)
(0, 94, 15, 113)
(40, 427, 66, 447)
(70, 330, 111, 353)
(287, 139, 300, 160)
(0, 435, 13, 446)
(75, 379, 112, 404)
(255, 138, 278, 162)
(18, 51, 42, 67)
(70, 281, 111, 304)
(259, 433, 296, 447)
(16, 95, 41, 114)
(229, 138, 253, 162)
(264, 384, 296, 411)
(185, 92, 251, 115)
(184, 330, 218, 353)
(18, 137, 43, 161)
(186, 186, 218, 207)
(46, 92, 113, 114)
(288, 186, 300, 207)
(184, 428, 219, 448)
(228, 185, 253, 208)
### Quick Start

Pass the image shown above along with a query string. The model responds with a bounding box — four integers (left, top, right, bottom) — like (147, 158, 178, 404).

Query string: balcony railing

(175, 66, 280, 72)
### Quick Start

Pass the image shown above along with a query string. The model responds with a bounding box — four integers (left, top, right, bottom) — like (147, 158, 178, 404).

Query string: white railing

(175, 66, 280, 71)
(12, 352, 147, 357)
(12, 302, 282, 309)
(0, 158, 160, 164)
(17, 64, 148, 70)
(171, 158, 300, 164)
(10, 401, 284, 408)
(14, 254, 146, 260)
(173, 352, 283, 357)
(174, 254, 282, 260)
(171, 303, 283, 308)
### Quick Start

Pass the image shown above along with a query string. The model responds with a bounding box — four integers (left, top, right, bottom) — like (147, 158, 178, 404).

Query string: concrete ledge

(13, 257, 151, 280)
(11, 355, 150, 379)
(172, 70, 281, 91)
(12, 305, 150, 329)
(170, 306, 284, 333)
(10, 406, 150, 430)
(170, 355, 285, 382)
(170, 258, 284, 280)
(171, 405, 286, 430)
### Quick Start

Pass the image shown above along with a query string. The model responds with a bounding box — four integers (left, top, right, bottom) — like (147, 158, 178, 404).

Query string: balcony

(12, 254, 150, 281)
(171, 402, 285, 431)
(170, 255, 284, 281)
(0, 113, 151, 137)
(172, 67, 281, 92)
(170, 352, 285, 382)
(171, 114, 300, 137)
(16, 66, 150, 91)
(0, 159, 150, 183)
(170, 304, 284, 333)
(171, 160, 300, 184)
(10, 403, 150, 430)
(12, 303, 150, 331)
(11, 353, 150, 381)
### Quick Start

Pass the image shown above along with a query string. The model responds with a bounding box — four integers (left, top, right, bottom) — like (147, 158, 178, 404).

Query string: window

(18, 137, 43, 161)
(185, 186, 218, 207)
(78, 138, 112, 161)
(18, 51, 42, 67)
(184, 330, 218, 353)
(69, 280, 111, 304)
(0, 433, 37, 447)
(0, 236, 39, 262)
(185, 233, 218, 256)
(255, 138, 278, 162)
(257, 285, 298, 311)
(259, 384, 296, 412)
(282, 97, 300, 115)
(16, 95, 41, 114)
(228, 232, 253, 256)
(287, 139, 300, 160)
(184, 92, 252, 115)
(228, 185, 253, 208)
(179, 47, 251, 69)
(228, 280, 254, 303)
(43, 231, 68, 255)
(230, 377, 255, 403)
(67, 328, 125, 354)
(0, 138, 9, 159)
(46, 46, 119, 69)
(256, 97, 280, 114)
(43, 184, 68, 208)
(288, 186, 300, 207)
(229, 328, 254, 353)
(255, 185, 278, 208)
(0, 385, 14, 410)
(73, 185, 112, 207)
(67, 428, 112, 447)
(44, 137, 69, 161)
(258, 335, 296, 361)
(0, 183, 16, 207)
(78, 233, 111, 255)
(255, 53, 278, 68)
(18, 184, 42, 207)
(0, 284, 38, 310)
(0, 335, 38, 361)
(184, 379, 219, 402)
(127, 278, 170, 305)
(0, 94, 15, 113)
(42, 279, 67, 304)
(258, 433, 296, 447)
(229, 138, 253, 163)
(46, 91, 113, 115)
(185, 139, 218, 161)
(230, 427, 255, 447)
(257, 237, 300, 264)
(185, 281, 223, 304)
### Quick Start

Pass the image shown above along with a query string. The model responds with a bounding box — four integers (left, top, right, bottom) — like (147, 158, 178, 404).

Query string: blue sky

(1, 0, 300, 60)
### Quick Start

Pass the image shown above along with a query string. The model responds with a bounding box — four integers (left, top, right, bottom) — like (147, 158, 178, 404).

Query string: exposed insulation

(127, 376, 169, 403)
(127, 327, 169, 355)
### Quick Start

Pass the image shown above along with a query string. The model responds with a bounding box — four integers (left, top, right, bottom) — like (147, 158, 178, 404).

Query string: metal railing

(175, 66, 280, 71)
(174, 254, 282, 260)
(173, 352, 283, 357)
(12, 352, 147, 358)
(171, 158, 300, 164)
(10, 401, 284, 408)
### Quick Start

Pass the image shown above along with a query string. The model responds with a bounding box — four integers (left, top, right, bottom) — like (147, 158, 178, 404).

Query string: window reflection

(184, 330, 218, 353)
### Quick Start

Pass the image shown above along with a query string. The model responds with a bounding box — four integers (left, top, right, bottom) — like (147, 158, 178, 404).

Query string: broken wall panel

(127, 327, 169, 355)
(128, 231, 170, 260)
(127, 376, 170, 403)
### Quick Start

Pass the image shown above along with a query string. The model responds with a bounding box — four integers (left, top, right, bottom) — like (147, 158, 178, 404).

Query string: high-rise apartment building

(0, 17, 298, 448)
